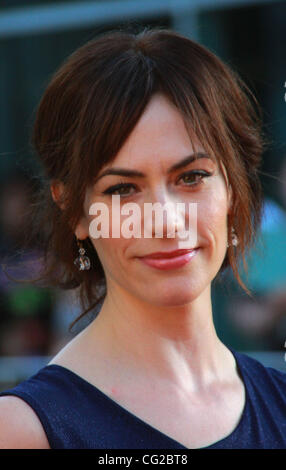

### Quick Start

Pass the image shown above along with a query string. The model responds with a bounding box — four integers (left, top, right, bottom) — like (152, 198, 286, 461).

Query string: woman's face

(77, 93, 232, 306)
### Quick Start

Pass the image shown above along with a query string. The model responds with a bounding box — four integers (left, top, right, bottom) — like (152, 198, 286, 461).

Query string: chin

(143, 280, 204, 307)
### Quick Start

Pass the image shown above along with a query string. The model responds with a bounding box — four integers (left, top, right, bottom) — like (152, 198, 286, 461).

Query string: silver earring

(227, 227, 239, 248)
(74, 238, 91, 270)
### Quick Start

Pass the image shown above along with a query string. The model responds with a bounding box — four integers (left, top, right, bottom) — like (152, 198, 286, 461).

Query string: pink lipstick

(138, 249, 199, 270)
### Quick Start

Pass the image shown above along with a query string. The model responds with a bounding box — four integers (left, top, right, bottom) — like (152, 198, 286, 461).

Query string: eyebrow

(93, 152, 214, 184)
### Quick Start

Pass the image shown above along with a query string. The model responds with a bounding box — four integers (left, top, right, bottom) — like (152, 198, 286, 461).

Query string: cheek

(91, 233, 131, 276)
(197, 188, 229, 243)
(86, 194, 142, 266)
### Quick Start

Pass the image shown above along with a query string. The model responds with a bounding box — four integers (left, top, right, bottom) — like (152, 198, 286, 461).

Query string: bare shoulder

(48, 325, 93, 370)
(0, 331, 88, 450)
(0, 395, 50, 449)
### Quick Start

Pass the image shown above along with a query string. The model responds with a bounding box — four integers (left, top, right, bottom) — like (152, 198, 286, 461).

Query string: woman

(0, 27, 285, 449)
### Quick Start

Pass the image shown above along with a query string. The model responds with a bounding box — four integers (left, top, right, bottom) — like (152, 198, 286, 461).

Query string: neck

(86, 281, 233, 390)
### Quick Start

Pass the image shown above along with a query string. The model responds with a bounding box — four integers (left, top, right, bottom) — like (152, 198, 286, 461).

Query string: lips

(138, 249, 199, 270)
(141, 249, 196, 259)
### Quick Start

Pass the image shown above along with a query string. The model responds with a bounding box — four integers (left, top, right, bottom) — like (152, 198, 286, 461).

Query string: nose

(143, 188, 186, 239)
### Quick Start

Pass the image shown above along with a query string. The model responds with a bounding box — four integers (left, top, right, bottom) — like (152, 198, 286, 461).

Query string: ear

(50, 180, 66, 210)
(219, 162, 233, 215)
(50, 180, 89, 240)
(227, 183, 233, 215)
(74, 216, 89, 240)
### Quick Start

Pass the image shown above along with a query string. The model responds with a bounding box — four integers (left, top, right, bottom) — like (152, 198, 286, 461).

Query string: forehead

(109, 93, 206, 170)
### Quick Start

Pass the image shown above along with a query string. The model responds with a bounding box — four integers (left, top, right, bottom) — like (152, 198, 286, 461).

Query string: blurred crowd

(0, 170, 82, 358)
(216, 157, 286, 351)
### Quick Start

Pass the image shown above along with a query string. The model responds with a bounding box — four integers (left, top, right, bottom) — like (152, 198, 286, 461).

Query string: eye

(102, 170, 213, 197)
(177, 170, 212, 187)
(102, 182, 136, 197)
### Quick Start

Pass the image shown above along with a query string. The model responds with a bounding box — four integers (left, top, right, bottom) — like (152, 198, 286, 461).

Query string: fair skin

(0, 93, 245, 449)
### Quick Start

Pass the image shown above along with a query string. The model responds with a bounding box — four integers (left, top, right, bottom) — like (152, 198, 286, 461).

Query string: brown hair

(4, 26, 266, 331)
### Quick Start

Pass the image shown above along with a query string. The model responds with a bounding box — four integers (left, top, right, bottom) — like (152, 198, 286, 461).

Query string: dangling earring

(227, 226, 239, 248)
(74, 238, 91, 270)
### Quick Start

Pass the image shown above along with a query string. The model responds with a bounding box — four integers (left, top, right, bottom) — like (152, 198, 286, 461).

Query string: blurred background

(0, 0, 286, 390)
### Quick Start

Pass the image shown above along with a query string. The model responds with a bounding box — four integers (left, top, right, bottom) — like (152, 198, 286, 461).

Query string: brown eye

(103, 182, 136, 197)
(178, 170, 212, 187)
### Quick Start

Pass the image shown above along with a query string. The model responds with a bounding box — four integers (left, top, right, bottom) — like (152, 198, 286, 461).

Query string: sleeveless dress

(0, 347, 286, 449)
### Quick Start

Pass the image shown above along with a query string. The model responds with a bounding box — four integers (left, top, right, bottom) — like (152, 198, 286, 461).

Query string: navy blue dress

(0, 347, 286, 449)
